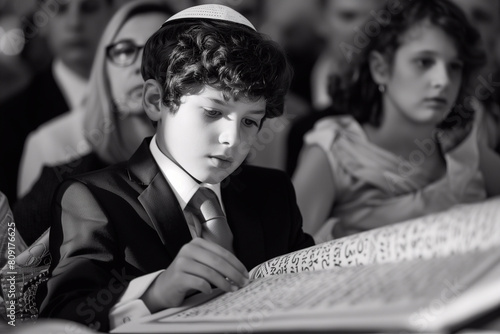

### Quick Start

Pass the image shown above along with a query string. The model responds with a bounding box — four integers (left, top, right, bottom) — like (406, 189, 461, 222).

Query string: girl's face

(106, 11, 168, 156)
(382, 22, 463, 125)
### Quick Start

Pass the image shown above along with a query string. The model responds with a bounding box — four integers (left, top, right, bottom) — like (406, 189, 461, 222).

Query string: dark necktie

(187, 187, 234, 252)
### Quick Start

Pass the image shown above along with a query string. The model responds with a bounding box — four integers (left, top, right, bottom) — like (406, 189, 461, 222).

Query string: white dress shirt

(109, 135, 223, 329)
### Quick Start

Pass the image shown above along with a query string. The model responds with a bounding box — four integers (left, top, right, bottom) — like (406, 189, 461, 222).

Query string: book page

(250, 197, 500, 279)
(114, 247, 500, 333)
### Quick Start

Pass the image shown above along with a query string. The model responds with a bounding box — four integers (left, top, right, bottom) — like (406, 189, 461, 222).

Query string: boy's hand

(141, 238, 250, 313)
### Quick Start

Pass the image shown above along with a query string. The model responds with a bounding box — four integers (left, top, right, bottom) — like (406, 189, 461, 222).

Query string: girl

(293, 0, 500, 241)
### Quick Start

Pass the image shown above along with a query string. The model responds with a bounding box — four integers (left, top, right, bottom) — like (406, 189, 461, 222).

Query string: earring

(378, 84, 386, 93)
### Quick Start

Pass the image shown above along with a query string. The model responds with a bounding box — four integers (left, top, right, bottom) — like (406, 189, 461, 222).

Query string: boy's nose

(218, 122, 241, 147)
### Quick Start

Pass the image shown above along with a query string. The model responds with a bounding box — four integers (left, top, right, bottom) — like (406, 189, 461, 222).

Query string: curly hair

(329, 0, 486, 129)
(142, 19, 293, 120)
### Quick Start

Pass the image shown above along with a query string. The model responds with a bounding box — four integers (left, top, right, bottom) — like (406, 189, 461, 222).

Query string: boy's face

(156, 86, 266, 184)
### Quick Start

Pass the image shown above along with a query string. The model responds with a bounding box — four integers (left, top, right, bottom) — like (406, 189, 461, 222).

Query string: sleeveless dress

(303, 113, 486, 239)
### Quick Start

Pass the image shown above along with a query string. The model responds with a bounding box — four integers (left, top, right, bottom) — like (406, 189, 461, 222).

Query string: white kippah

(162, 4, 256, 31)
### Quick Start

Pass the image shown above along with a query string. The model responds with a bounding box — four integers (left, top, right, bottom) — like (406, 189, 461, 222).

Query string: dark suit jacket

(40, 138, 314, 332)
(0, 64, 69, 205)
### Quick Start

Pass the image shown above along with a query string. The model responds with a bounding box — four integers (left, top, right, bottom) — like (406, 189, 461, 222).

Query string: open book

(113, 198, 500, 333)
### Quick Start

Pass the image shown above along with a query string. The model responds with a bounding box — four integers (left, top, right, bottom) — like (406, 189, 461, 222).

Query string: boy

(40, 4, 314, 332)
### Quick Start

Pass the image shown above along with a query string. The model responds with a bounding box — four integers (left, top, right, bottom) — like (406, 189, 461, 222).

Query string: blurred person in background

(0, 1, 33, 103)
(451, 0, 499, 80)
(311, 0, 387, 110)
(285, 0, 388, 175)
(13, 0, 173, 248)
(0, 0, 114, 206)
(262, 0, 326, 107)
(450, 0, 500, 152)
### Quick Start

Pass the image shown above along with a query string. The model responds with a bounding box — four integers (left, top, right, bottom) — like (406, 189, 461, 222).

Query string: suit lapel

(222, 172, 267, 270)
(129, 139, 192, 260)
(128, 140, 267, 268)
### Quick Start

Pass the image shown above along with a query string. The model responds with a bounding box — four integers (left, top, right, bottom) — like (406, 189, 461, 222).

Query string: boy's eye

(243, 118, 259, 127)
(204, 109, 221, 118)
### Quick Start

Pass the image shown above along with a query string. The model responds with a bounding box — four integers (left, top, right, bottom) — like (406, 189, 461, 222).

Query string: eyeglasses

(106, 39, 144, 67)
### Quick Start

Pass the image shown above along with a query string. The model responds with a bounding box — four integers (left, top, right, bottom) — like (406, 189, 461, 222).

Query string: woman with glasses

(13, 0, 174, 247)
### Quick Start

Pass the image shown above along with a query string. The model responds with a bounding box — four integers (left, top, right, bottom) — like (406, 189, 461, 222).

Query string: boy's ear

(143, 79, 165, 122)
(368, 51, 390, 85)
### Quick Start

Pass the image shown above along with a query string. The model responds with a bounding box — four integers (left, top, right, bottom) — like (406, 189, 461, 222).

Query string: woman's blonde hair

(82, 0, 173, 164)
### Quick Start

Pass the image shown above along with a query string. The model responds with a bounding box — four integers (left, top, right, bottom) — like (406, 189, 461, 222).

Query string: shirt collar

(149, 135, 223, 211)
(52, 59, 88, 110)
